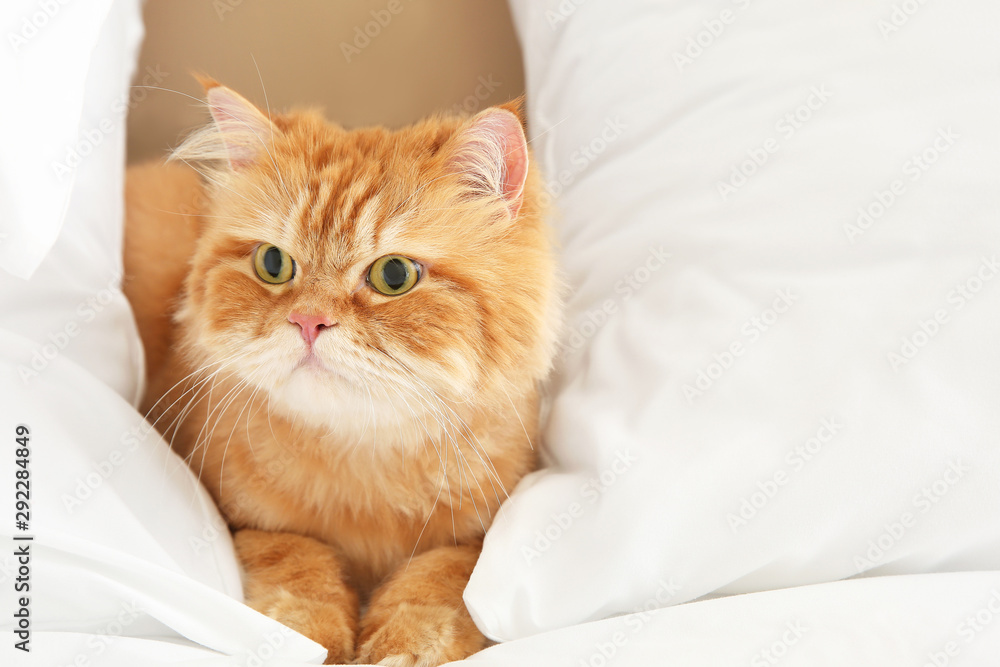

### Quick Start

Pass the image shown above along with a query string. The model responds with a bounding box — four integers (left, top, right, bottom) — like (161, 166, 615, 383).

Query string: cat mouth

(292, 351, 356, 385)
(295, 352, 329, 372)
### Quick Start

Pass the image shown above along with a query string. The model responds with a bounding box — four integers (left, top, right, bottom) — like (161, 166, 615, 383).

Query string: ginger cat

(123, 79, 559, 665)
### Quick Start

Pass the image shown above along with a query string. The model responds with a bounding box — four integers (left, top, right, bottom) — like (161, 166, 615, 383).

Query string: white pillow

(466, 0, 1000, 640)
(0, 336, 325, 663)
(0, 4, 328, 662)
(0, 0, 146, 402)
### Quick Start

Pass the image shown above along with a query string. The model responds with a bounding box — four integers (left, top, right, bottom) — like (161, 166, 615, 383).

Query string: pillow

(0, 2, 325, 662)
(0, 0, 146, 402)
(0, 333, 325, 663)
(465, 0, 1000, 640)
(460, 572, 1000, 666)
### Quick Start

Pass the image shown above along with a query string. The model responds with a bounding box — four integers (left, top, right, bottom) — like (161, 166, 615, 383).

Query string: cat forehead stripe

(350, 191, 383, 255)
(309, 177, 385, 258)
(287, 187, 313, 239)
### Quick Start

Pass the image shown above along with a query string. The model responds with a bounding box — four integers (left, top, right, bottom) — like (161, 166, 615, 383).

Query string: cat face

(173, 84, 559, 436)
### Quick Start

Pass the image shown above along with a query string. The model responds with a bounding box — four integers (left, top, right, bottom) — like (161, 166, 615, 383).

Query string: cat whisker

(364, 381, 378, 463)
(374, 377, 459, 552)
(406, 467, 448, 569)
(148, 355, 241, 499)
(496, 380, 534, 451)
(202, 371, 259, 496)
(369, 372, 410, 470)
(416, 389, 505, 516)
(186, 367, 249, 496)
(250, 54, 294, 204)
(165, 349, 251, 439)
(172, 157, 261, 212)
(138, 82, 294, 213)
(156, 358, 252, 513)
(179, 358, 251, 468)
(143, 351, 245, 428)
(388, 359, 508, 506)
(343, 378, 376, 457)
(370, 347, 509, 497)
(368, 352, 501, 537)
(216, 367, 272, 502)
(131, 84, 210, 106)
(155, 364, 253, 497)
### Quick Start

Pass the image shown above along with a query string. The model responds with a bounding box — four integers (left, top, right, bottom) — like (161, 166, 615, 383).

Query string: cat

(123, 77, 560, 666)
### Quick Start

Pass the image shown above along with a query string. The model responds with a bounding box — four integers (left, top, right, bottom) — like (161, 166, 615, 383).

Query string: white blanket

(2, 0, 999, 665)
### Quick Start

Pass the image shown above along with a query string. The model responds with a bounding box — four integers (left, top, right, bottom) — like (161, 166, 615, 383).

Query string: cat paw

(355, 602, 485, 667)
(247, 587, 357, 665)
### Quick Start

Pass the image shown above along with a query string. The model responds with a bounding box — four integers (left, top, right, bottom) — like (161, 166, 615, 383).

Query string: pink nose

(288, 312, 335, 346)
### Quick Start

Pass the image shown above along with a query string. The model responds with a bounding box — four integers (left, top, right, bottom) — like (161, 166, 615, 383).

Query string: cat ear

(446, 104, 529, 218)
(199, 77, 278, 169)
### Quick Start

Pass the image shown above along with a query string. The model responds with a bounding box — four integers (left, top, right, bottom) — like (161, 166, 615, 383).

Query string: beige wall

(127, 0, 524, 163)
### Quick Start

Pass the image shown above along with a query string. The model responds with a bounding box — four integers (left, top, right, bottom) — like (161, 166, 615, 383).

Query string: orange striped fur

(123, 81, 559, 665)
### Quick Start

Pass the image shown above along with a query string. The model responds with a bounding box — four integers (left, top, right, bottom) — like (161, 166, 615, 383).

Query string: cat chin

(268, 364, 425, 438)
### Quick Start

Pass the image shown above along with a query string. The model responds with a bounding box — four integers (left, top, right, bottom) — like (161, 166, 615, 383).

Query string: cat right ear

(173, 76, 279, 170)
(445, 105, 530, 219)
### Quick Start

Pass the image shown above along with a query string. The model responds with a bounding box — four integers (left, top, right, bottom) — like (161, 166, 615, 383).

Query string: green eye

(368, 255, 420, 296)
(253, 243, 295, 284)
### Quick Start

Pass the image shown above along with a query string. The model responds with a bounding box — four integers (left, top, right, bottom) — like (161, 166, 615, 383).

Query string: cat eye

(367, 255, 421, 296)
(253, 243, 295, 284)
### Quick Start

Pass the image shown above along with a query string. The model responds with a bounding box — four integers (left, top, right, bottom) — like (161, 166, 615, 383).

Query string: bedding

(0, 0, 144, 401)
(2, 0, 999, 665)
(467, 0, 1000, 641)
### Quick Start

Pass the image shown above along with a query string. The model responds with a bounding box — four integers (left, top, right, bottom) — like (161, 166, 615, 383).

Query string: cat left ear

(446, 105, 529, 218)
(200, 78, 278, 169)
